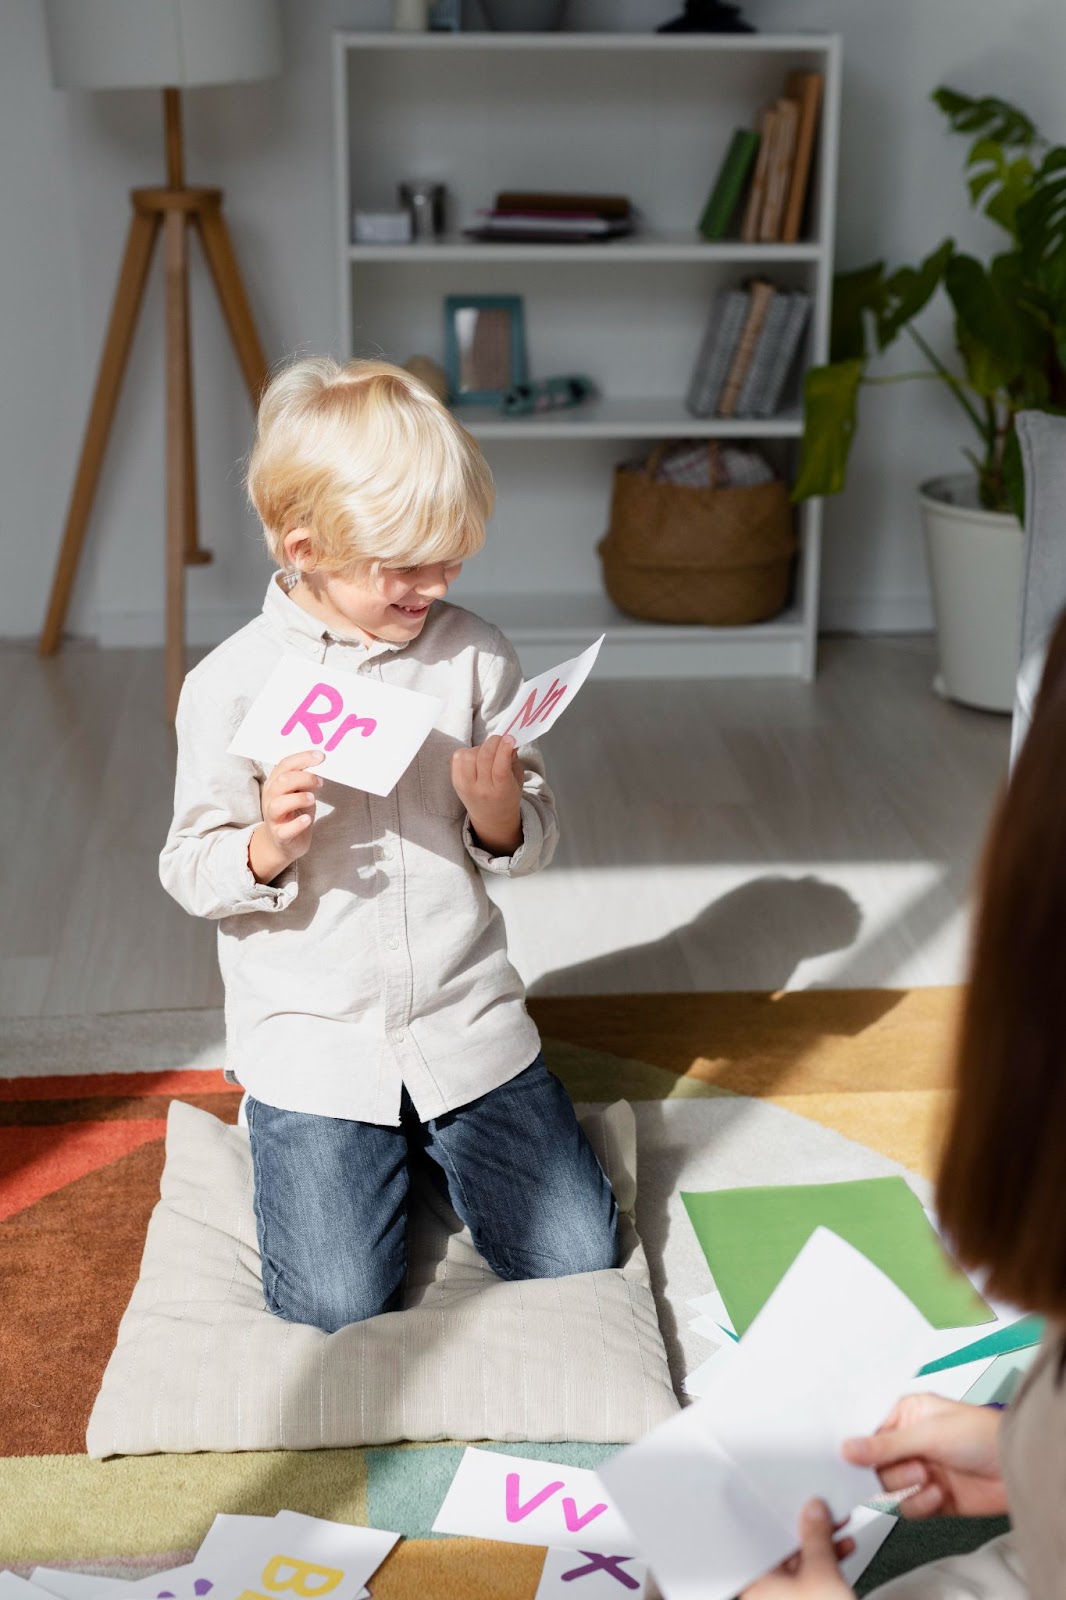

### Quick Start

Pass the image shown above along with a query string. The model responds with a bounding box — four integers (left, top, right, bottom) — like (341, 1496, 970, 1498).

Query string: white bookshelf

(333, 29, 841, 679)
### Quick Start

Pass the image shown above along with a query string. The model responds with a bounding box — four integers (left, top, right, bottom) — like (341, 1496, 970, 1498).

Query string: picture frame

(444, 294, 528, 405)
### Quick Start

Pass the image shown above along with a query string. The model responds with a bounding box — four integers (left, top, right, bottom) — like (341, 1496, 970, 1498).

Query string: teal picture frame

(444, 294, 528, 406)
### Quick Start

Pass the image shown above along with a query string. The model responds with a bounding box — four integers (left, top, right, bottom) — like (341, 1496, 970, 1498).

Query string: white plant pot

(919, 473, 1024, 714)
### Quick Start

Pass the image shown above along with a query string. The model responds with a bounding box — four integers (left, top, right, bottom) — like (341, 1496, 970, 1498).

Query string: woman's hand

(451, 734, 524, 855)
(249, 749, 324, 883)
(741, 1500, 855, 1597)
(843, 1394, 1007, 1519)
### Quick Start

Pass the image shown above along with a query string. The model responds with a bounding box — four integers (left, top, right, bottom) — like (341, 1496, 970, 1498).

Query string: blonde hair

(246, 356, 493, 573)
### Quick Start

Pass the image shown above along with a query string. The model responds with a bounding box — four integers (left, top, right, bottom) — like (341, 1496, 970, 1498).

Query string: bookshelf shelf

(334, 30, 841, 681)
(348, 233, 827, 264)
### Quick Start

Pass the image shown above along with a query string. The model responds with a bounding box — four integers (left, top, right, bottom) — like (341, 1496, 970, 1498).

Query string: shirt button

(386, 936, 400, 951)
(394, 1029, 406, 1043)
(381, 847, 394, 861)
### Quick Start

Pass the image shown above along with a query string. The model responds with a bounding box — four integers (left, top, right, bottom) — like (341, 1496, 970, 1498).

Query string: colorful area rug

(0, 990, 966, 1595)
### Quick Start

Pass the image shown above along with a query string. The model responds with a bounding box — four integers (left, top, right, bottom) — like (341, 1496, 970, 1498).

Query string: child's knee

(262, 1261, 403, 1332)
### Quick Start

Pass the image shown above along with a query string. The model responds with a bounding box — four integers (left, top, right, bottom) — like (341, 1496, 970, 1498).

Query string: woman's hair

(936, 605, 1066, 1314)
(246, 356, 493, 572)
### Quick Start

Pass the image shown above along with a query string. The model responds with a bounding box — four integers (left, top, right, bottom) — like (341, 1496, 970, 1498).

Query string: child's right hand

(249, 750, 325, 884)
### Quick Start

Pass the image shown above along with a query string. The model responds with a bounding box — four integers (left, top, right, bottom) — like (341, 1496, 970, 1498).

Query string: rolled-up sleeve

(159, 675, 299, 920)
(462, 633, 559, 878)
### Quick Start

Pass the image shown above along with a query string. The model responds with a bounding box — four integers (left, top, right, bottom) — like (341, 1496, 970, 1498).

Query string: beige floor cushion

(86, 1098, 677, 1457)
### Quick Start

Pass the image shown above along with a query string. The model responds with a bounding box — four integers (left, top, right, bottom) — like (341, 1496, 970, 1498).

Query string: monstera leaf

(792, 360, 864, 501)
(945, 252, 1046, 397)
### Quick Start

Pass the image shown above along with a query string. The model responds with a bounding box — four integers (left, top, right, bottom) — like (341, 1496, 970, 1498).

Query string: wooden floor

(0, 634, 1010, 1019)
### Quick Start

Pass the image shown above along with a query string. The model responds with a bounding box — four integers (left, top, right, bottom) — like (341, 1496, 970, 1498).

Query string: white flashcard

(685, 1290, 736, 1337)
(30, 1575, 130, 1599)
(491, 636, 604, 743)
(0, 1579, 46, 1598)
(599, 1229, 934, 1600)
(228, 654, 442, 796)
(682, 1341, 738, 1399)
(838, 1507, 896, 1586)
(106, 1515, 280, 1599)
(535, 1546, 649, 1598)
(206, 1510, 397, 1600)
(432, 1448, 638, 1554)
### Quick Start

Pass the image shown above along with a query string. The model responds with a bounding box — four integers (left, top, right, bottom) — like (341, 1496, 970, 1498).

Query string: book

(755, 290, 812, 416)
(685, 288, 750, 417)
(697, 128, 761, 241)
(781, 71, 824, 244)
(717, 279, 776, 416)
(733, 287, 793, 416)
(759, 97, 799, 242)
(740, 105, 777, 243)
(467, 210, 633, 240)
(494, 191, 632, 219)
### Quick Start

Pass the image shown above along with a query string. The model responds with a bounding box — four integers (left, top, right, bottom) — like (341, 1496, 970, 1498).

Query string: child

(160, 357, 619, 1334)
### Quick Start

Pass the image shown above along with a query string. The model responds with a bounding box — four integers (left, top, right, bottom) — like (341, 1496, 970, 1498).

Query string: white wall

(2, 0, 1063, 644)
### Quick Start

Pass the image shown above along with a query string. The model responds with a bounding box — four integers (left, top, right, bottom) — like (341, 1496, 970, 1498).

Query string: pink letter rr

(503, 678, 568, 739)
(280, 684, 377, 748)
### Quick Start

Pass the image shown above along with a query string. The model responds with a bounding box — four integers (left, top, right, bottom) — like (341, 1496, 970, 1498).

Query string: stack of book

(464, 191, 634, 243)
(685, 280, 812, 419)
(696, 71, 824, 243)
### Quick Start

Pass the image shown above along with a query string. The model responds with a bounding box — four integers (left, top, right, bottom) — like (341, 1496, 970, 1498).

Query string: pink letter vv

(504, 1472, 608, 1531)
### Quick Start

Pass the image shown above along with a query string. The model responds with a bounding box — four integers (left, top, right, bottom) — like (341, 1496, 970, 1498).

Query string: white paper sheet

(600, 1229, 935, 1600)
(0, 1579, 46, 1598)
(838, 1507, 896, 1585)
(534, 1546, 649, 1598)
(685, 1290, 736, 1337)
(490, 637, 604, 742)
(228, 654, 442, 795)
(432, 1447, 638, 1554)
(205, 1510, 396, 1600)
(30, 1575, 130, 1599)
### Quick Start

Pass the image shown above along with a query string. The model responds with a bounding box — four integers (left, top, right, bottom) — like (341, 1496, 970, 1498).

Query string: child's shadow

(531, 873, 864, 996)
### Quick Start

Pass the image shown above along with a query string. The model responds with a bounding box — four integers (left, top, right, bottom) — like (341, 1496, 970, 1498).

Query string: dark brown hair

(937, 607, 1066, 1314)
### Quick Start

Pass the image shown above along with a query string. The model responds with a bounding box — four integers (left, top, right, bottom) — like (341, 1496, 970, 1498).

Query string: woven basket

(598, 444, 797, 626)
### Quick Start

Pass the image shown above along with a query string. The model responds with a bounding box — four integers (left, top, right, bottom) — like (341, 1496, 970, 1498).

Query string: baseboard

(93, 608, 258, 649)
(819, 592, 934, 634)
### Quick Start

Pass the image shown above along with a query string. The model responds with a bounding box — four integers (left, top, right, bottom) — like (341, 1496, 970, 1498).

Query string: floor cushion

(86, 1098, 677, 1457)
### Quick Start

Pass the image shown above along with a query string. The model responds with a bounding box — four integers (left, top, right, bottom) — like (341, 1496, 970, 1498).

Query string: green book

(697, 128, 761, 241)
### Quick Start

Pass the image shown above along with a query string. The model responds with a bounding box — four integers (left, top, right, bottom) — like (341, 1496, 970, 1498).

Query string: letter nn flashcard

(228, 656, 443, 795)
(490, 636, 604, 743)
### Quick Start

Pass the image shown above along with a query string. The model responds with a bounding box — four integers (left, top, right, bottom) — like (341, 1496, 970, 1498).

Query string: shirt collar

(261, 574, 406, 661)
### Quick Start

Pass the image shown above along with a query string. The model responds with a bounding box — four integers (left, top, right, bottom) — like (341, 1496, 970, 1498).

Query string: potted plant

(795, 88, 1066, 711)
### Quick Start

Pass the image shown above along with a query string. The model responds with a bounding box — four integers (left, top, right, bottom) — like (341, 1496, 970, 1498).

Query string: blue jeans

(246, 1055, 620, 1333)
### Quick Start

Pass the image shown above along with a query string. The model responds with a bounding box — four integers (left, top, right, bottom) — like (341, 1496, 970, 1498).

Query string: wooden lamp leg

(163, 208, 191, 722)
(39, 207, 159, 655)
(197, 199, 270, 404)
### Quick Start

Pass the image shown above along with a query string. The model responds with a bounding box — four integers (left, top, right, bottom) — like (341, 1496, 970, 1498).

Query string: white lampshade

(44, 0, 282, 90)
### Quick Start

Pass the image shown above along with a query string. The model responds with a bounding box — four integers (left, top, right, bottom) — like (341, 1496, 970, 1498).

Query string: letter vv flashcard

(431, 1448, 637, 1554)
(228, 655, 443, 795)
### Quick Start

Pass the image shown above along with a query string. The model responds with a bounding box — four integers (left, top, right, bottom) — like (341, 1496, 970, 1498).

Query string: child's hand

(249, 750, 324, 884)
(451, 734, 524, 856)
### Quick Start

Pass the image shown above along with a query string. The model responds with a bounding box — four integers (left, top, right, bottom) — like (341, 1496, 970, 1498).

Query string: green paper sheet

(918, 1315, 1045, 1376)
(681, 1176, 994, 1337)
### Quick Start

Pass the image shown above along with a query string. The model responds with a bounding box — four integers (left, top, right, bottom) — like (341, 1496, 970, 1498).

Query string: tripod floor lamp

(41, 0, 282, 719)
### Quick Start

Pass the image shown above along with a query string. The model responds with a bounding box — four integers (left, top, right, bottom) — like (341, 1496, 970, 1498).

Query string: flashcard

(490, 636, 604, 743)
(0, 1579, 44, 1598)
(228, 654, 442, 796)
(206, 1510, 395, 1600)
(30, 1575, 131, 1599)
(598, 1229, 935, 1600)
(432, 1448, 638, 1554)
(535, 1546, 648, 1598)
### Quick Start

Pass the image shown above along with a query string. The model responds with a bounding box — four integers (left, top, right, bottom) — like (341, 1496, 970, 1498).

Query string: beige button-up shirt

(160, 576, 558, 1124)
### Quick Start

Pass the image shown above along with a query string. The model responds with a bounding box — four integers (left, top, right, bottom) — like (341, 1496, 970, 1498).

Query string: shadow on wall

(530, 873, 864, 996)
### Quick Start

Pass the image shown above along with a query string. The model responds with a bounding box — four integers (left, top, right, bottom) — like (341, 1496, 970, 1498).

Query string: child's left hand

(451, 734, 524, 856)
